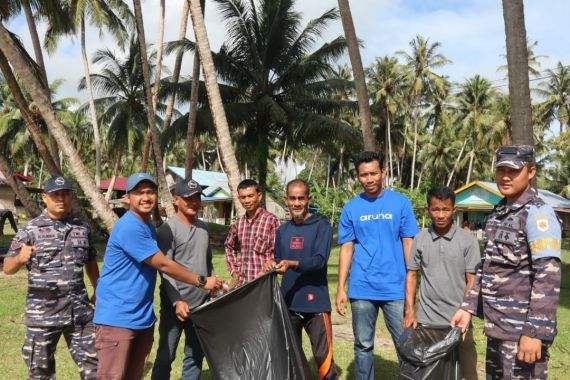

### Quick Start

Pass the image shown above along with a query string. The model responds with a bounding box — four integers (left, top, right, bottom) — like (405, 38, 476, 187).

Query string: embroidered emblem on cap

(188, 181, 198, 189)
(55, 177, 65, 185)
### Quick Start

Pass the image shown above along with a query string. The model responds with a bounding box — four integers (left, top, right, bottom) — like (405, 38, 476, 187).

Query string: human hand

(204, 276, 222, 291)
(229, 275, 241, 289)
(336, 289, 348, 316)
(175, 300, 190, 321)
(517, 335, 542, 363)
(450, 309, 472, 333)
(402, 310, 417, 329)
(263, 260, 277, 272)
(274, 260, 290, 274)
(18, 244, 36, 265)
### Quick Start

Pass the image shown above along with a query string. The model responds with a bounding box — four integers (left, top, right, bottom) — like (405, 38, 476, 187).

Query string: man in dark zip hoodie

(264, 179, 339, 380)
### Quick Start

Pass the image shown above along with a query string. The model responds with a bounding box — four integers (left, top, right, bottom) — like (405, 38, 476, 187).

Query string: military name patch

(495, 228, 517, 245)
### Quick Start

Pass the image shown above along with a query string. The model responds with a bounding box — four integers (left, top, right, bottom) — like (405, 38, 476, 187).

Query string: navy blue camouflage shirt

(461, 188, 562, 342)
(7, 211, 97, 327)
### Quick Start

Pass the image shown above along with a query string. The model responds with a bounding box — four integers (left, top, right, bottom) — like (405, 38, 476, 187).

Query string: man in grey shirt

(151, 177, 213, 380)
(403, 187, 480, 380)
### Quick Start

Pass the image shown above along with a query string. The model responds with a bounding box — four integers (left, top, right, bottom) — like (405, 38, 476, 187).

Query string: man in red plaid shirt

(225, 179, 281, 287)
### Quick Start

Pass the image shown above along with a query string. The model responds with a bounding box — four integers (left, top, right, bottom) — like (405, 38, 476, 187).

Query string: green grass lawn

(1, 231, 569, 379)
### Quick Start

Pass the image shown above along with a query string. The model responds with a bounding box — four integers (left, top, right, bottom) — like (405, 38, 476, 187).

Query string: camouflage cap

(495, 144, 535, 169)
(173, 177, 203, 198)
(44, 176, 73, 193)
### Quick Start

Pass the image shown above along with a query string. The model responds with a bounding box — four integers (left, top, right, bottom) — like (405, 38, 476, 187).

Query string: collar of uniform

(504, 187, 537, 211)
(428, 224, 457, 241)
(36, 210, 73, 227)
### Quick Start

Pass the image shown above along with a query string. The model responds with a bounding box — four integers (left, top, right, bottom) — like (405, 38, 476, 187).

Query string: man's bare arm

(336, 242, 354, 316)
(145, 251, 221, 290)
(402, 237, 413, 264)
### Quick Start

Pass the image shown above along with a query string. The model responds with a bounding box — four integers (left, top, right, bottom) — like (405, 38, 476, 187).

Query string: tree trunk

(185, 1, 202, 178)
(410, 116, 418, 189)
(447, 138, 467, 187)
(400, 122, 408, 183)
(80, 15, 102, 187)
(338, 146, 344, 186)
(466, 149, 475, 184)
(140, 0, 167, 172)
(337, 0, 375, 151)
(105, 156, 121, 202)
(0, 24, 118, 232)
(0, 51, 99, 228)
(166, 0, 191, 132)
(132, 0, 175, 217)
(502, 0, 533, 145)
(21, 0, 47, 88)
(386, 107, 393, 182)
(188, 0, 243, 215)
(0, 153, 41, 217)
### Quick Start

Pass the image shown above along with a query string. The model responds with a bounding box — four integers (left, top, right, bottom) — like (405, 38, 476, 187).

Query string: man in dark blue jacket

(264, 179, 338, 380)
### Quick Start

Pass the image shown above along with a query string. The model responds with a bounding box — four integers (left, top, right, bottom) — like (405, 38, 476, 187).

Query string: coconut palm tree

(337, 0, 375, 151)
(397, 35, 451, 188)
(367, 56, 407, 181)
(78, 35, 153, 187)
(0, 24, 118, 230)
(132, 0, 174, 217)
(44, 0, 132, 187)
(536, 62, 570, 135)
(188, 0, 354, 190)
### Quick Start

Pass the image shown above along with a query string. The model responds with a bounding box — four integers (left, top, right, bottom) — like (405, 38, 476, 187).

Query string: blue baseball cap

(44, 176, 73, 193)
(126, 173, 157, 193)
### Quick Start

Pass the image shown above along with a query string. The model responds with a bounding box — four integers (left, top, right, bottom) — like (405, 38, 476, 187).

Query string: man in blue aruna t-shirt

(264, 179, 339, 379)
(94, 173, 221, 380)
(336, 151, 419, 380)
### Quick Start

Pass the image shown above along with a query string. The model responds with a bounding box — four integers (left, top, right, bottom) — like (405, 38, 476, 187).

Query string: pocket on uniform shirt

(35, 247, 63, 270)
(71, 239, 90, 265)
(490, 243, 520, 266)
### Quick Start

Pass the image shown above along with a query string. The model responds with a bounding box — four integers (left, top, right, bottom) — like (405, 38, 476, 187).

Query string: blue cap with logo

(495, 144, 535, 170)
(126, 173, 158, 193)
(44, 176, 73, 193)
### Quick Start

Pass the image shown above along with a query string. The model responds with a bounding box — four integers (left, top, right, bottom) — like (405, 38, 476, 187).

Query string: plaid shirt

(225, 208, 280, 285)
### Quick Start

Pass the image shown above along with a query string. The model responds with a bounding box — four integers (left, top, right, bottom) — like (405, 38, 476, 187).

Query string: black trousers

(0, 210, 17, 234)
(289, 311, 339, 380)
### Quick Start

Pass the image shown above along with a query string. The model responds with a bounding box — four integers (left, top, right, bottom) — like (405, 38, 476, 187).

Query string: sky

(6, 0, 570, 104)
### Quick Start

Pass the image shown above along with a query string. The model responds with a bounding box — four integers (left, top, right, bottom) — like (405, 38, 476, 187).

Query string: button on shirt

(225, 208, 280, 285)
(408, 225, 481, 327)
(7, 211, 97, 327)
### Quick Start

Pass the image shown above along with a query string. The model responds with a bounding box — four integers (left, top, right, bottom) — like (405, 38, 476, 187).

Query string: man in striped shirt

(225, 179, 281, 287)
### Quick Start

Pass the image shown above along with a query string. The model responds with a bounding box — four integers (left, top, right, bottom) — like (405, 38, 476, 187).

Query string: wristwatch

(195, 275, 207, 288)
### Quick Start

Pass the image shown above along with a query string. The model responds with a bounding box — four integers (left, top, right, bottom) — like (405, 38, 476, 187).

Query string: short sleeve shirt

(408, 225, 481, 326)
(338, 190, 419, 300)
(94, 211, 160, 329)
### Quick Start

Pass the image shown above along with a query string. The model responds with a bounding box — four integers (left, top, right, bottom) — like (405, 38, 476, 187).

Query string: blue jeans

(150, 297, 204, 380)
(351, 299, 404, 380)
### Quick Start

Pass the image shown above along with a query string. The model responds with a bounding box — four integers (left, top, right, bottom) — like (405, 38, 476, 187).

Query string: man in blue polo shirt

(94, 173, 221, 380)
(336, 151, 419, 380)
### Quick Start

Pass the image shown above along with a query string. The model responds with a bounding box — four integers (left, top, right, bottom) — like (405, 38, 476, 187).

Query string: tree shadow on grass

(345, 355, 400, 379)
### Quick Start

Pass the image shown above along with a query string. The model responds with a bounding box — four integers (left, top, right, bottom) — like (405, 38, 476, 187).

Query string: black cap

(44, 176, 73, 193)
(173, 177, 203, 198)
(495, 145, 535, 169)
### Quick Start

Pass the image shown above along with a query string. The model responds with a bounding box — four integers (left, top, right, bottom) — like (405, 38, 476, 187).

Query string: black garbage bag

(398, 325, 462, 380)
(190, 272, 311, 380)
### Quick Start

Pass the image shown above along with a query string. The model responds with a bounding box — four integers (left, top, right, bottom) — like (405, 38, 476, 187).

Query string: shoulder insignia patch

(536, 219, 549, 232)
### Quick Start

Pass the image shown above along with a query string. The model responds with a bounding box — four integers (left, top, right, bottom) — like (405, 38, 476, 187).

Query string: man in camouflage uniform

(451, 145, 562, 380)
(3, 176, 99, 380)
